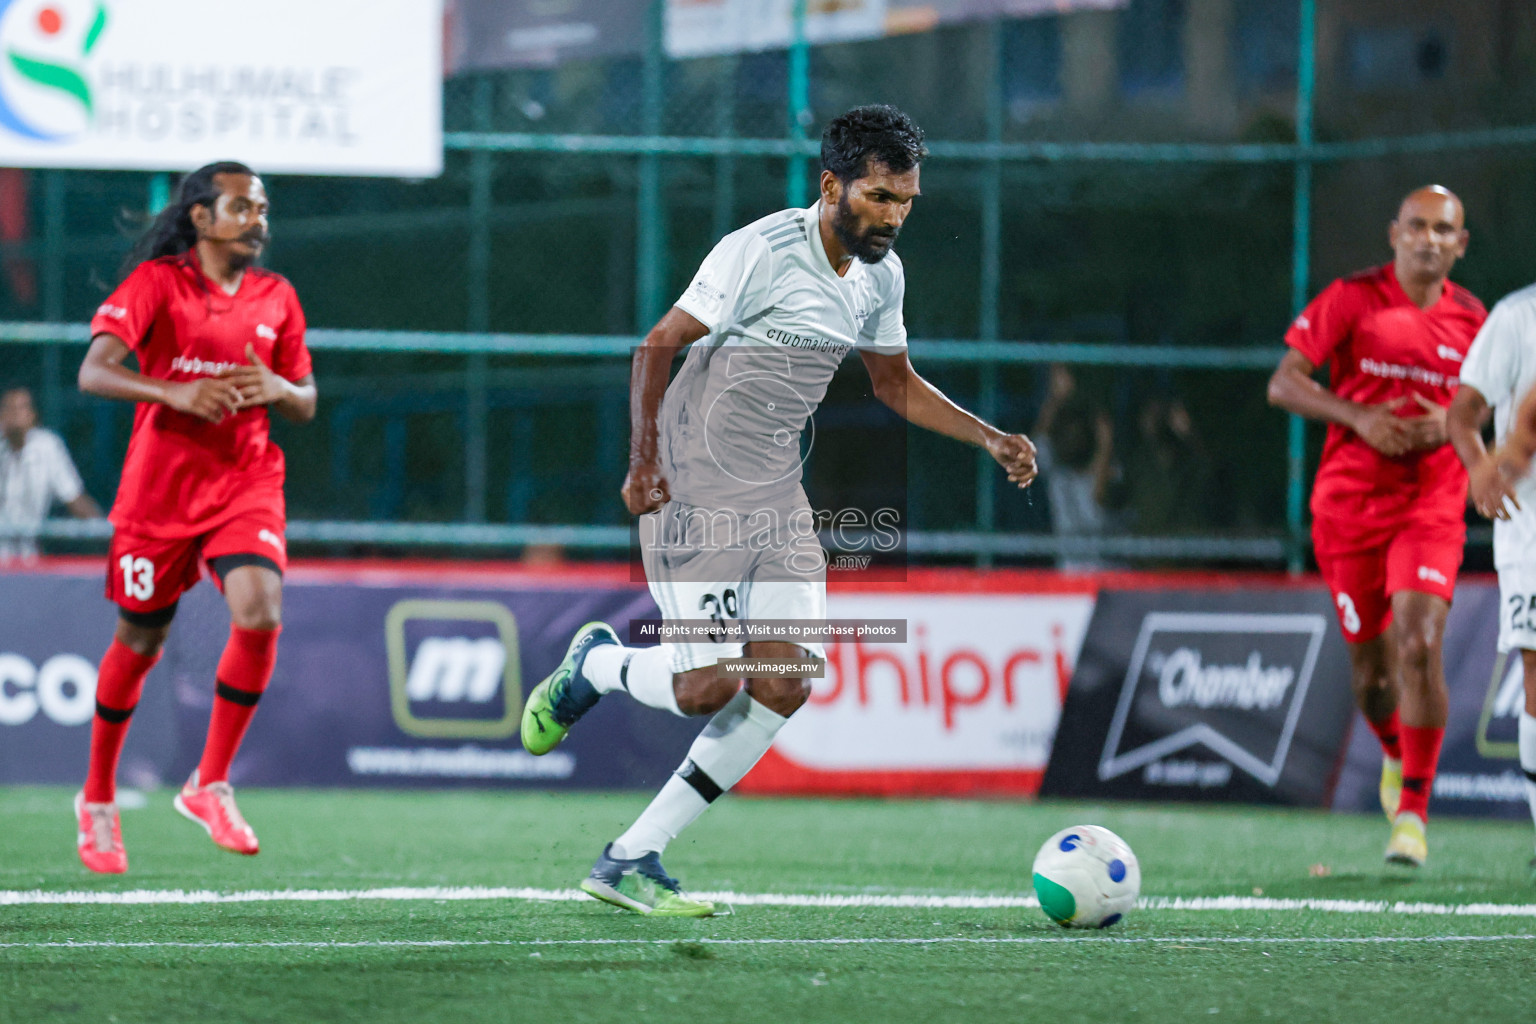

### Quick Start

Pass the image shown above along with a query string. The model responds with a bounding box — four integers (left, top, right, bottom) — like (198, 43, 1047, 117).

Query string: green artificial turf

(3, 787, 1535, 1023)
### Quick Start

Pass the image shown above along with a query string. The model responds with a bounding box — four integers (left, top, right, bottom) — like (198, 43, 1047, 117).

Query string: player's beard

(833, 195, 898, 264)
(226, 232, 268, 271)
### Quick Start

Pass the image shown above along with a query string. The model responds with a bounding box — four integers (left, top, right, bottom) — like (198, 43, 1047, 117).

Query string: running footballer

(74, 161, 316, 874)
(1267, 185, 1485, 867)
(1448, 280, 1536, 878)
(517, 105, 1037, 915)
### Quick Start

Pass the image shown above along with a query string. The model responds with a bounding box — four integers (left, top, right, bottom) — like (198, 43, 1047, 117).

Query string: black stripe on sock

(618, 651, 637, 693)
(94, 701, 136, 724)
(678, 759, 723, 804)
(1402, 776, 1429, 794)
(215, 680, 263, 707)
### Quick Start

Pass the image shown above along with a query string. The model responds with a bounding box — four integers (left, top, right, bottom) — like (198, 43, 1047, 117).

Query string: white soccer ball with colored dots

(1031, 825, 1140, 928)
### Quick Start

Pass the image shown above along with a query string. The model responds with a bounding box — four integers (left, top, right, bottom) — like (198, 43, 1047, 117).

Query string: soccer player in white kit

(519, 106, 1038, 915)
(1448, 281, 1536, 876)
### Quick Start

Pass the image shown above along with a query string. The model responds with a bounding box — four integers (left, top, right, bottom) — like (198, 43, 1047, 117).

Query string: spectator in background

(1032, 365, 1119, 570)
(0, 386, 100, 562)
(1124, 393, 1214, 534)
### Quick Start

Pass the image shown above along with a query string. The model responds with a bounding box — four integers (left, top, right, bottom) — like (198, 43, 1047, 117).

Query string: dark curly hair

(820, 105, 928, 185)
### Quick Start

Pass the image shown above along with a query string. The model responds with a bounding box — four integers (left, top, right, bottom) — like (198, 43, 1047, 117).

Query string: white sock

(610, 691, 787, 858)
(583, 644, 682, 716)
(1520, 711, 1536, 850)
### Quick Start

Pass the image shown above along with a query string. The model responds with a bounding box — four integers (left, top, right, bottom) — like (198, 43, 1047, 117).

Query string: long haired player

(74, 162, 316, 873)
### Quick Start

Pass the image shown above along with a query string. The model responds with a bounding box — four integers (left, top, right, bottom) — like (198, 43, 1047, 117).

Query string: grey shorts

(639, 501, 827, 673)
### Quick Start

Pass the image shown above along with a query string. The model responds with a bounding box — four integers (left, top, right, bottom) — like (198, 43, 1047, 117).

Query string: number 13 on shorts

(118, 554, 156, 602)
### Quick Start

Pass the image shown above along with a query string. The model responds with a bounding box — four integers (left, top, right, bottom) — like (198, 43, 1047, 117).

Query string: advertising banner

(185, 580, 700, 789)
(1042, 588, 1357, 806)
(884, 0, 1127, 33)
(1331, 582, 1528, 820)
(666, 0, 888, 59)
(449, 0, 1131, 70)
(738, 591, 1096, 796)
(450, 0, 649, 72)
(0, 564, 1097, 796)
(0, 568, 701, 789)
(0, 0, 441, 176)
(0, 572, 177, 787)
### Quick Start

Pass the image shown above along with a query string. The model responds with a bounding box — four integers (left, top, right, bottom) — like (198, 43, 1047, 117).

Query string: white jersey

(664, 202, 908, 513)
(1459, 281, 1536, 569)
(0, 427, 84, 561)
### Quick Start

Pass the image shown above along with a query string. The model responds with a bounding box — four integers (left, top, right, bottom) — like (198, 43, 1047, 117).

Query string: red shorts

(106, 507, 287, 615)
(1312, 514, 1463, 643)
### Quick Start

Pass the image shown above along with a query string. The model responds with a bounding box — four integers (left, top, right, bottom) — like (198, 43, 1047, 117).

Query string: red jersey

(90, 253, 313, 539)
(1286, 263, 1485, 529)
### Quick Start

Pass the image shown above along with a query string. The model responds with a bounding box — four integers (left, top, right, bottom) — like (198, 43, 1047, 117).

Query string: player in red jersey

(1267, 186, 1485, 867)
(72, 162, 316, 874)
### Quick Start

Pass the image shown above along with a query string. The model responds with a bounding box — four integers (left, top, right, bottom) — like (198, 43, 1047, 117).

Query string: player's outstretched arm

(78, 332, 242, 423)
(621, 307, 711, 516)
(859, 349, 1036, 489)
(1266, 348, 1415, 457)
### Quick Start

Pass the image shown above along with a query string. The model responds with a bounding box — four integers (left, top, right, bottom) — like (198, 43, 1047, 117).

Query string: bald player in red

(73, 161, 317, 874)
(1267, 185, 1485, 867)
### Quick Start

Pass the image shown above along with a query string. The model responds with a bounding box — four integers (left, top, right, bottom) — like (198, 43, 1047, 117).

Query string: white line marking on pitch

(5, 887, 1536, 918)
(0, 935, 1533, 951)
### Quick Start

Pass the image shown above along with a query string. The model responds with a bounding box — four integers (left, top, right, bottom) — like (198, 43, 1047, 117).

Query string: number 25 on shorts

(118, 554, 156, 602)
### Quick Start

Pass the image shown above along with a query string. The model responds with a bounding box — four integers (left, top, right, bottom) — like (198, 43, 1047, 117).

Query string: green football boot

(579, 843, 716, 917)
(520, 621, 619, 755)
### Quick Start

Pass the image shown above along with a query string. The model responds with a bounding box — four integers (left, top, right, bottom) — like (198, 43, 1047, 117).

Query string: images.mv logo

(384, 600, 522, 740)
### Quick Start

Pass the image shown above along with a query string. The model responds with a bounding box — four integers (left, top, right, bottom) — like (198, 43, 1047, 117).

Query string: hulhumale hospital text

(90, 64, 360, 145)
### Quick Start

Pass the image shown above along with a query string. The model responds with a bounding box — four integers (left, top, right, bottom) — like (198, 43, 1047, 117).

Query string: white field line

(0, 935, 1534, 951)
(4, 887, 1536, 918)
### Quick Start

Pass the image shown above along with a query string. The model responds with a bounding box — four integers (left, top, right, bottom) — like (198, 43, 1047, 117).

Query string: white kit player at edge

(513, 105, 1040, 917)
(1448, 279, 1536, 876)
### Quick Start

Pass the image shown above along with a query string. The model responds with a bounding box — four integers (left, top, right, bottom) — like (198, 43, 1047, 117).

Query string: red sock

(197, 625, 280, 785)
(85, 639, 160, 803)
(1397, 723, 1445, 821)
(1365, 708, 1403, 761)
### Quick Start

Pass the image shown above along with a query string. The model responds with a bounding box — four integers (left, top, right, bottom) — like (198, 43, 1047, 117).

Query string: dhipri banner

(738, 592, 1096, 797)
(1042, 589, 1357, 806)
(0, 0, 441, 175)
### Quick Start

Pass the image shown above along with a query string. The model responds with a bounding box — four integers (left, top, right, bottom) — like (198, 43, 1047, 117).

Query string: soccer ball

(1031, 825, 1140, 928)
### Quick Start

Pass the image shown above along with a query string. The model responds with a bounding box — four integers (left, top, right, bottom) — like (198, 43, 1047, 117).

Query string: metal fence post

(148, 172, 169, 214)
(40, 172, 66, 428)
(635, 0, 668, 332)
(974, 18, 1005, 567)
(713, 55, 738, 243)
(786, 0, 811, 208)
(1286, 0, 1316, 575)
(465, 75, 493, 522)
